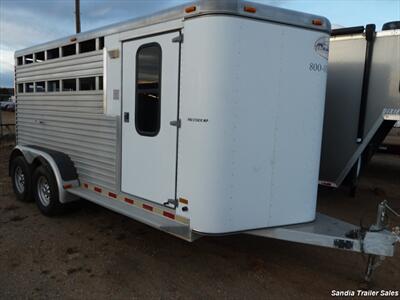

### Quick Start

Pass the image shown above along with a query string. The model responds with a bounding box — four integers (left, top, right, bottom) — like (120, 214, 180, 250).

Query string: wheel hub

(37, 176, 51, 207)
(14, 166, 25, 193)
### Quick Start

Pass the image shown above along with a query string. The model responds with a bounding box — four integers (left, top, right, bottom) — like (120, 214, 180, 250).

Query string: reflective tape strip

(143, 204, 153, 212)
(81, 182, 189, 225)
(179, 197, 189, 205)
(175, 215, 188, 224)
(163, 211, 175, 220)
(318, 180, 338, 188)
(124, 197, 134, 205)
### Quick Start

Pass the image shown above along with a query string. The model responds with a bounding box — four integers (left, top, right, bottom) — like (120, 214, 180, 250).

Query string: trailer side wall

(15, 50, 118, 190)
(178, 16, 329, 233)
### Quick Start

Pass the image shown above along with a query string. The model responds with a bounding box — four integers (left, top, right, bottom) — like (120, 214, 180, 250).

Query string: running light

(185, 6, 196, 13)
(312, 19, 323, 26)
(244, 5, 257, 13)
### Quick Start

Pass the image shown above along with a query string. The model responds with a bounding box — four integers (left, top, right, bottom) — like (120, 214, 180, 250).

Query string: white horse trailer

(9, 0, 399, 280)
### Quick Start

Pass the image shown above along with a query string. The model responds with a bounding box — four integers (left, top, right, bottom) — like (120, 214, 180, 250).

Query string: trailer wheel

(10, 156, 32, 202)
(32, 165, 64, 216)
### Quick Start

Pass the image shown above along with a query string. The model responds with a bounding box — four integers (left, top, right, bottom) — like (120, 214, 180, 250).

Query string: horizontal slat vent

(15, 50, 118, 190)
(16, 52, 103, 82)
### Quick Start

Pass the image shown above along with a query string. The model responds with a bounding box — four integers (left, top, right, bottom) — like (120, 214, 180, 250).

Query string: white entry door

(121, 32, 180, 206)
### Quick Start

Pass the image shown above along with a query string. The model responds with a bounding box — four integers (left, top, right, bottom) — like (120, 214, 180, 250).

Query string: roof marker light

(244, 5, 257, 13)
(185, 6, 196, 13)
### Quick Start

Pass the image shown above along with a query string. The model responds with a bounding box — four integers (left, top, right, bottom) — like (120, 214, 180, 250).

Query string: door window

(135, 43, 162, 136)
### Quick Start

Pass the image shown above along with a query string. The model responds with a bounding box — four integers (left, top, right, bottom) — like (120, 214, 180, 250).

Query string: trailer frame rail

(246, 212, 398, 257)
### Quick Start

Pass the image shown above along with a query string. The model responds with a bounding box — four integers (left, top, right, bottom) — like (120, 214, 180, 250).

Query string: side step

(246, 213, 397, 257)
(67, 187, 194, 241)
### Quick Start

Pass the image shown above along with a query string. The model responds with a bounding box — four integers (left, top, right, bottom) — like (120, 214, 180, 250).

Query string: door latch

(124, 112, 130, 123)
(169, 119, 181, 128)
(163, 198, 178, 209)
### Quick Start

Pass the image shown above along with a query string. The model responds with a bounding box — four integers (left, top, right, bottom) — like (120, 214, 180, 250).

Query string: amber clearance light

(244, 5, 257, 13)
(312, 19, 323, 26)
(185, 6, 196, 13)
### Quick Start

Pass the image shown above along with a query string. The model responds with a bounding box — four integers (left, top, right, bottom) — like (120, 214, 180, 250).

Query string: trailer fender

(9, 147, 24, 176)
(10, 145, 79, 203)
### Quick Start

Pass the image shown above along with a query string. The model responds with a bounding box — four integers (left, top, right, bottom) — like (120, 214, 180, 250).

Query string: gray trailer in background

(320, 22, 400, 191)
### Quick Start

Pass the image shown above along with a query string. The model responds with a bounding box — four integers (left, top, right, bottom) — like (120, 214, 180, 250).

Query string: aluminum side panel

(15, 52, 118, 190)
(16, 51, 103, 82)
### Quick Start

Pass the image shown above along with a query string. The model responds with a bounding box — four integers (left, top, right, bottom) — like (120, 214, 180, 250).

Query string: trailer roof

(15, 0, 330, 57)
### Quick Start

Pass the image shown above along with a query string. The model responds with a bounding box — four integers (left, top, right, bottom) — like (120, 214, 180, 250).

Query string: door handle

(169, 119, 181, 128)
(124, 112, 130, 123)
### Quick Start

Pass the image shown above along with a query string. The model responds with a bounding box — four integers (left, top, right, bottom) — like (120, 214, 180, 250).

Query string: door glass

(135, 43, 162, 136)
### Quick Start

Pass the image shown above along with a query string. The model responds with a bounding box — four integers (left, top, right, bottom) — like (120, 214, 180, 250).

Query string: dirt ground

(0, 138, 399, 299)
(0, 111, 16, 137)
(385, 128, 400, 148)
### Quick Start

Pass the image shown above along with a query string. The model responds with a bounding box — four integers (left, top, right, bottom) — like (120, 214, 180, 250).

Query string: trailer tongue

(247, 200, 400, 282)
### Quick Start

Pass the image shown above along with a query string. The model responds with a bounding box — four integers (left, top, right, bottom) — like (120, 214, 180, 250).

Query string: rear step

(67, 187, 194, 241)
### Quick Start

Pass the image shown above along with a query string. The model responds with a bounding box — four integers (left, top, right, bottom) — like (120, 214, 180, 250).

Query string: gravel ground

(0, 111, 15, 138)
(0, 139, 399, 299)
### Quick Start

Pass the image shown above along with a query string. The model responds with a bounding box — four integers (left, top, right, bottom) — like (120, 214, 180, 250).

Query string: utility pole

(75, 0, 81, 33)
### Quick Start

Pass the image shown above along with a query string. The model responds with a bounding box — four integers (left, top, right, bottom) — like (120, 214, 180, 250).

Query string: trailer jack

(364, 200, 400, 282)
(246, 200, 400, 282)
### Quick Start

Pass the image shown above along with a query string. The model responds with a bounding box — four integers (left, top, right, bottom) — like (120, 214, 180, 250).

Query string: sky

(0, 0, 399, 87)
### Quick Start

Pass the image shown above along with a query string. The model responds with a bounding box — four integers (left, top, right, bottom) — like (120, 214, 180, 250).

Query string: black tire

(32, 165, 64, 216)
(10, 156, 33, 202)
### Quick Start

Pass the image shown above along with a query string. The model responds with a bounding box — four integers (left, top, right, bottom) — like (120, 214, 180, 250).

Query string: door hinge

(169, 119, 181, 128)
(172, 34, 184, 43)
(164, 198, 178, 209)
